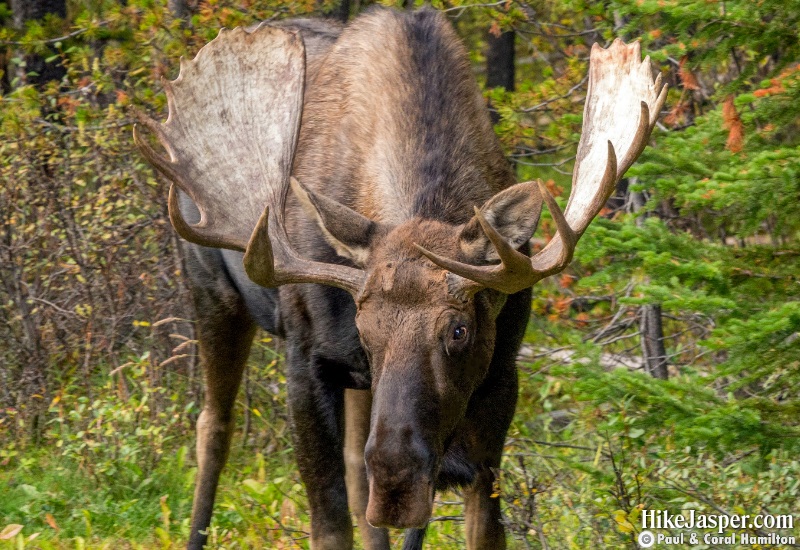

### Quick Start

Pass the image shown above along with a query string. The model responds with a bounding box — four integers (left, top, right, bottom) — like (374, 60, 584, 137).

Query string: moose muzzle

(364, 429, 436, 528)
(364, 369, 438, 529)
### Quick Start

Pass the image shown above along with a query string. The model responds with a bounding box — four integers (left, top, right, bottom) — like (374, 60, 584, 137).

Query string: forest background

(1, 0, 799, 548)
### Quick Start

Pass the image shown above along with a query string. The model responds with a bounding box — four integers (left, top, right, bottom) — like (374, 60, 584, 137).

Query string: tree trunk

(485, 30, 515, 124)
(168, 0, 191, 22)
(486, 31, 515, 91)
(328, 0, 350, 22)
(10, 0, 67, 87)
(640, 304, 669, 379)
(11, 0, 66, 27)
(167, 0, 197, 26)
(7, 0, 67, 439)
(628, 178, 669, 379)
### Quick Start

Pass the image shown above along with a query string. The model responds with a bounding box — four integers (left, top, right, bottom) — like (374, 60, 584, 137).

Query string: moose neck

(292, 8, 515, 227)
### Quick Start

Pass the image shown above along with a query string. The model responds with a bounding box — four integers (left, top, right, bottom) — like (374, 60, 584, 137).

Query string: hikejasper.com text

(641, 509, 794, 534)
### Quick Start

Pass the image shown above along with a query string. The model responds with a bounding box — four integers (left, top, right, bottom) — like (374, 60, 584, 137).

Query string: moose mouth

(365, 471, 436, 529)
(364, 433, 482, 529)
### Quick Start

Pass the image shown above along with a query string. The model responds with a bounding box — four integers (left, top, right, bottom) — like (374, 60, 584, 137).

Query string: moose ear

(458, 181, 543, 263)
(291, 178, 378, 267)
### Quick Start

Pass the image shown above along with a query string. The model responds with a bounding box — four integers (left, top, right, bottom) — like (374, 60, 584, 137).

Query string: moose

(133, 6, 665, 550)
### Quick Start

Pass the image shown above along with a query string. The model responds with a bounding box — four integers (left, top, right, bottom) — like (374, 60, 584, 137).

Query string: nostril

(365, 449, 434, 481)
(365, 423, 435, 477)
(365, 469, 436, 529)
(364, 440, 376, 467)
(412, 435, 434, 465)
(422, 448, 436, 473)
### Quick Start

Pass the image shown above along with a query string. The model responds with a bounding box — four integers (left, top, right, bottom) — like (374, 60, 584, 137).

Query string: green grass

(0, 424, 472, 548)
(3, 341, 800, 549)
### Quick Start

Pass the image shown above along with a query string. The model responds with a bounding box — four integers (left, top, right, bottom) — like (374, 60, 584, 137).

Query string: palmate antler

(135, 29, 663, 298)
(133, 24, 365, 294)
(416, 39, 668, 294)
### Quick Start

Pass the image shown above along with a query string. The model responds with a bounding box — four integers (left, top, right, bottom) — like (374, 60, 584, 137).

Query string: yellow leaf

(617, 522, 634, 534)
(0, 524, 23, 540)
(613, 510, 634, 534)
(593, 442, 603, 466)
(160, 495, 171, 533)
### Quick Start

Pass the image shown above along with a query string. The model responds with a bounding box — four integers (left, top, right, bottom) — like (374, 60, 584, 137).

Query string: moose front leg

(464, 468, 505, 550)
(462, 390, 514, 550)
(187, 286, 257, 550)
(344, 389, 391, 550)
(463, 287, 529, 550)
(286, 347, 354, 549)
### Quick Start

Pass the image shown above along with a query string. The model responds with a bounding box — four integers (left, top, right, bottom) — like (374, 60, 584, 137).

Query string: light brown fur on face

(349, 219, 506, 529)
(359, 220, 468, 306)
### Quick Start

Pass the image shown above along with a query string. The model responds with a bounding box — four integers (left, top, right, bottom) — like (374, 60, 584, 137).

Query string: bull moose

(133, 6, 666, 549)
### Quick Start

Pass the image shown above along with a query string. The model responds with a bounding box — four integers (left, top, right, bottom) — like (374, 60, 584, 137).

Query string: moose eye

(445, 322, 470, 356)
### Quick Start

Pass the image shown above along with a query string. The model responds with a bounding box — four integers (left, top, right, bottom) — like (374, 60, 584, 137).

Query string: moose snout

(364, 427, 436, 529)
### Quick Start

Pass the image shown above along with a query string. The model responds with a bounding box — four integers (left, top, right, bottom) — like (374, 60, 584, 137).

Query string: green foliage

(2, 0, 800, 548)
(1, 362, 196, 546)
(476, 0, 800, 546)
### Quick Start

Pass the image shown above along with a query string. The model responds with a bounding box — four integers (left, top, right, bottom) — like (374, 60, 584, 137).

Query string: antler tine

(165, 183, 232, 249)
(133, 110, 171, 152)
(132, 23, 367, 295)
(617, 100, 651, 178)
(244, 203, 366, 294)
(529, 140, 616, 274)
(133, 123, 169, 177)
(134, 116, 226, 248)
(535, 179, 577, 267)
(419, 38, 664, 295)
(415, 205, 536, 295)
(132, 118, 178, 183)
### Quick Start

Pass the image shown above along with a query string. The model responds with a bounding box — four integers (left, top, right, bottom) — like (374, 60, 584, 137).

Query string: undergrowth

(3, 334, 800, 549)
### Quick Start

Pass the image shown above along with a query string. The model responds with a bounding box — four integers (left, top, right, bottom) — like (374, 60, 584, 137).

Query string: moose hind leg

(401, 528, 427, 550)
(344, 389, 390, 550)
(187, 286, 256, 550)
